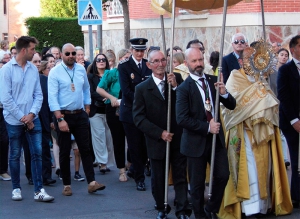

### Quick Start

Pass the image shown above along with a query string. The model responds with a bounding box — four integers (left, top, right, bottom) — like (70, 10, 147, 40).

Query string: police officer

(118, 38, 152, 191)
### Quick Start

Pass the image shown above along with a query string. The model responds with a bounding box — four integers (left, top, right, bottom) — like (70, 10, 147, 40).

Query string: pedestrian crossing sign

(78, 0, 103, 25)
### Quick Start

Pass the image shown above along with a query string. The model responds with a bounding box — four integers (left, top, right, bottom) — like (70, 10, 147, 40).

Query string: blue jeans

(6, 119, 43, 193)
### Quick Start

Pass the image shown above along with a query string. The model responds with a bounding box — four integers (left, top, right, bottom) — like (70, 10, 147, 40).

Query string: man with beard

(0, 36, 54, 202)
(48, 43, 105, 196)
(176, 48, 236, 219)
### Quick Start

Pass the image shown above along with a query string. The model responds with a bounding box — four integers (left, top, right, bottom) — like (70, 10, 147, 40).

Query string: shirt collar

(131, 55, 142, 66)
(190, 73, 206, 82)
(61, 61, 75, 70)
(152, 73, 166, 86)
(233, 52, 240, 59)
(292, 57, 300, 67)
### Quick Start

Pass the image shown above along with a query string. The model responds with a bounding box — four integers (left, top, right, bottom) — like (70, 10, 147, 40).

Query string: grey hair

(75, 46, 84, 52)
(231, 33, 246, 43)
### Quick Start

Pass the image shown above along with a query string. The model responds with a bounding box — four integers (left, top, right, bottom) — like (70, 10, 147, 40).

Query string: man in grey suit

(133, 50, 191, 219)
(176, 48, 236, 219)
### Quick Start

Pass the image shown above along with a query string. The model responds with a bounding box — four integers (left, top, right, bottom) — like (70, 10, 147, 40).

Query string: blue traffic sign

(78, 0, 103, 25)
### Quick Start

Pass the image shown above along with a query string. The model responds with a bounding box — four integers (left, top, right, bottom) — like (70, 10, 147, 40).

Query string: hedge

(25, 17, 84, 52)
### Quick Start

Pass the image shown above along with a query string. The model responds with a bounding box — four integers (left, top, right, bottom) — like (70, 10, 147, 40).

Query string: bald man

(48, 43, 106, 196)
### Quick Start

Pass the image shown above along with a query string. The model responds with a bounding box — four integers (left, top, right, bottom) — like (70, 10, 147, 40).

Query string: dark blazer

(39, 74, 52, 133)
(118, 55, 152, 123)
(87, 73, 106, 117)
(176, 74, 236, 158)
(222, 52, 240, 84)
(277, 60, 300, 131)
(133, 73, 183, 160)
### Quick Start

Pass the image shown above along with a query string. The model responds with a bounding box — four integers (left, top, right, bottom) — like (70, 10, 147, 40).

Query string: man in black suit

(133, 50, 191, 219)
(176, 48, 236, 219)
(118, 38, 152, 191)
(39, 74, 56, 185)
(222, 33, 247, 84)
(277, 34, 300, 208)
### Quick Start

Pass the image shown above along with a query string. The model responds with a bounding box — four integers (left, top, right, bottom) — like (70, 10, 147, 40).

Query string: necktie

(159, 81, 165, 98)
(138, 63, 142, 72)
(199, 78, 213, 122)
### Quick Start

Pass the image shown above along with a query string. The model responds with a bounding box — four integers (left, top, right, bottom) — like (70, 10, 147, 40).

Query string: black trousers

(282, 128, 300, 201)
(187, 134, 229, 218)
(150, 146, 191, 217)
(41, 131, 52, 180)
(106, 105, 126, 169)
(122, 122, 147, 183)
(0, 108, 9, 174)
(55, 111, 95, 185)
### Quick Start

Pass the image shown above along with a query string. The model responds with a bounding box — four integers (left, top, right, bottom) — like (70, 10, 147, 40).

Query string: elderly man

(49, 46, 61, 61)
(118, 38, 152, 191)
(176, 48, 236, 219)
(75, 46, 90, 70)
(0, 36, 54, 202)
(48, 43, 105, 196)
(222, 33, 247, 84)
(133, 50, 191, 219)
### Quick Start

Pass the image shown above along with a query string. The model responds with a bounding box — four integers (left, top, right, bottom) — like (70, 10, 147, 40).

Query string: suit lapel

(148, 76, 165, 101)
(187, 77, 206, 114)
(289, 61, 300, 80)
(205, 74, 216, 106)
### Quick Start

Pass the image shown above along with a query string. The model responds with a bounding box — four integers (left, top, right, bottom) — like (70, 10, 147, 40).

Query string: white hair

(231, 33, 246, 43)
(75, 46, 84, 52)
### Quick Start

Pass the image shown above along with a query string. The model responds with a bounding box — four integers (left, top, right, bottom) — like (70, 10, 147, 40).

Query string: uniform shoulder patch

(119, 58, 129, 65)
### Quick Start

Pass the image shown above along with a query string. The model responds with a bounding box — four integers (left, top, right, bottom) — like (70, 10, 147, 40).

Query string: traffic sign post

(78, 0, 103, 26)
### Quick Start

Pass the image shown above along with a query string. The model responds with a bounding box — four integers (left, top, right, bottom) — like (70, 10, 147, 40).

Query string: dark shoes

(55, 168, 62, 180)
(136, 181, 146, 191)
(156, 211, 167, 219)
(27, 177, 33, 185)
(292, 201, 299, 208)
(43, 178, 56, 185)
(127, 170, 134, 179)
(177, 215, 189, 219)
(74, 173, 85, 181)
(204, 206, 218, 219)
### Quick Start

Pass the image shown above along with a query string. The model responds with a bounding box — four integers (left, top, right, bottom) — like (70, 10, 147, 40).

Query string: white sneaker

(0, 173, 11, 181)
(12, 188, 22, 201)
(34, 188, 54, 202)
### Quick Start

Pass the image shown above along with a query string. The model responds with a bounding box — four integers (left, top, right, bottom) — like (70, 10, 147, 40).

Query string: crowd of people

(0, 33, 299, 219)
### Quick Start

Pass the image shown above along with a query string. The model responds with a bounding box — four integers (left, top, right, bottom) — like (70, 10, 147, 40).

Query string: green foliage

(40, 0, 77, 17)
(25, 17, 84, 52)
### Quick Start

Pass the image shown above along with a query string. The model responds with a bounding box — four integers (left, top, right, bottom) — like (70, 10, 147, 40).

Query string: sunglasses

(65, 51, 76, 56)
(233, 40, 246, 45)
(96, 58, 107, 63)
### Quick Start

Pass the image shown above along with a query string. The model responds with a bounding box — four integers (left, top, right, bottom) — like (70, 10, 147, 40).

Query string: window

(3, 33, 8, 40)
(107, 0, 123, 17)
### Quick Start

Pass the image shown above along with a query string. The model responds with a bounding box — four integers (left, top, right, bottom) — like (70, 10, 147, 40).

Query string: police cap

(129, 38, 148, 50)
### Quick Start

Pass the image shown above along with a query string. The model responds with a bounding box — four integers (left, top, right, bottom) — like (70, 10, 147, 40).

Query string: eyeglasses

(233, 40, 246, 45)
(96, 58, 107, 63)
(149, 59, 167, 65)
(65, 51, 76, 56)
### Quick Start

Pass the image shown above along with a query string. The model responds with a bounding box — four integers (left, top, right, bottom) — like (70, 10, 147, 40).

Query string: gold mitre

(243, 39, 277, 81)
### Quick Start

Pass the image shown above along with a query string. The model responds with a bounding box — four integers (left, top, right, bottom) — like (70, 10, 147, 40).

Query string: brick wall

(103, 0, 300, 20)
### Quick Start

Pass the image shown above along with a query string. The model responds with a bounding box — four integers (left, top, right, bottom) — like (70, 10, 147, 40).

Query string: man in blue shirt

(0, 36, 54, 202)
(48, 43, 105, 196)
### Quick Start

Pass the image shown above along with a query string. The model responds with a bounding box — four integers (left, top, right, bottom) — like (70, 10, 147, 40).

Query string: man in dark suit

(118, 38, 152, 191)
(133, 50, 191, 219)
(277, 34, 300, 208)
(176, 48, 236, 219)
(39, 74, 56, 185)
(222, 33, 247, 84)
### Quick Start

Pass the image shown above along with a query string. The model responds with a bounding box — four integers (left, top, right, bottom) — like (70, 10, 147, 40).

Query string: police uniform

(118, 38, 152, 190)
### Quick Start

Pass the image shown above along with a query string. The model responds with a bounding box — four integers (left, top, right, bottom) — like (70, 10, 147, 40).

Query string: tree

(119, 0, 130, 49)
(40, 0, 78, 17)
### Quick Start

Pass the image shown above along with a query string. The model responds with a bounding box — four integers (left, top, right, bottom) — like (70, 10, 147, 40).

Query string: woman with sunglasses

(87, 54, 115, 174)
(97, 49, 131, 182)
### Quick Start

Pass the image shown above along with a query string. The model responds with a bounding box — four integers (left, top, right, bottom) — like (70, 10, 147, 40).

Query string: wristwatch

(57, 117, 64, 122)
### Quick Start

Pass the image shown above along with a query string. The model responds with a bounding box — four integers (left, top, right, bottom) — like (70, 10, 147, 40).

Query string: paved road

(0, 155, 299, 219)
